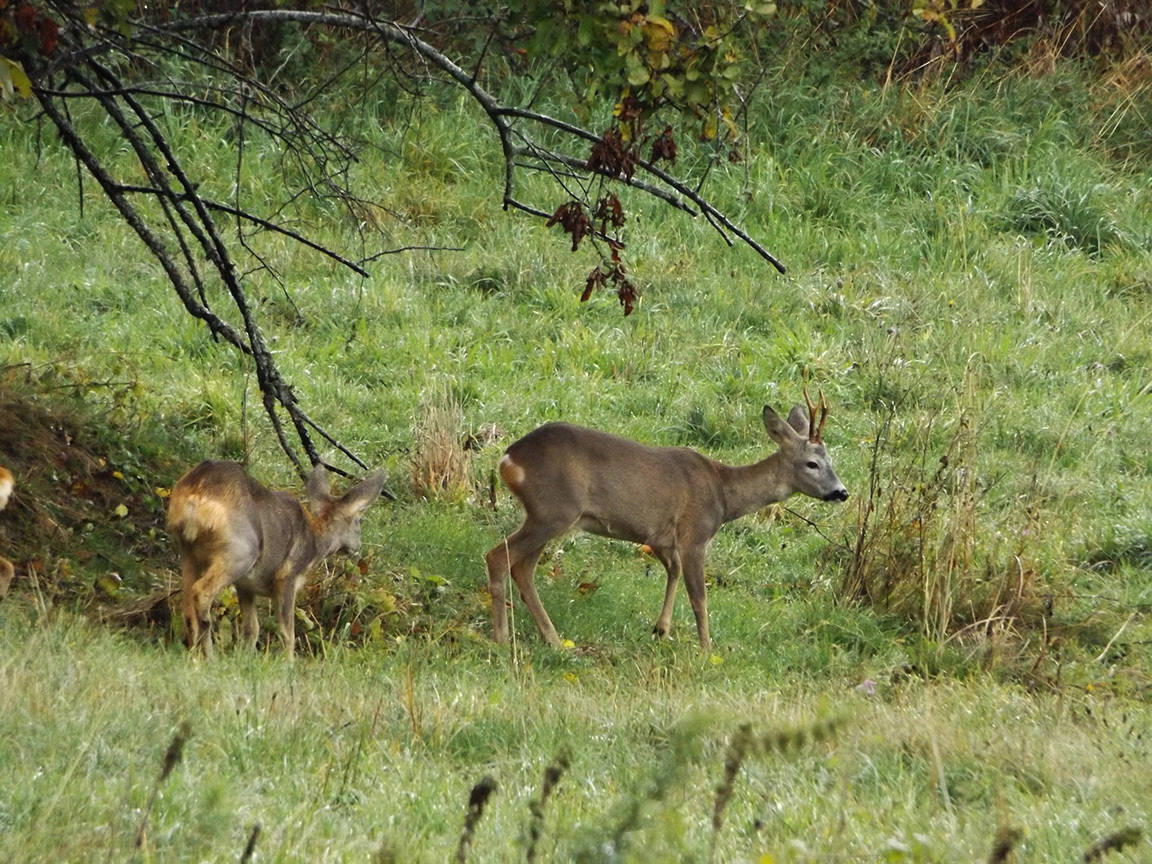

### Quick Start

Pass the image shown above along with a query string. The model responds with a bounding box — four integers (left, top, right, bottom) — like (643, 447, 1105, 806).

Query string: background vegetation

(1, 1, 1151, 860)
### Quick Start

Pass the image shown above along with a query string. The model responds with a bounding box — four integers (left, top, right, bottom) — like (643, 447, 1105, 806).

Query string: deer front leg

(274, 571, 300, 660)
(681, 548, 711, 654)
(651, 547, 682, 640)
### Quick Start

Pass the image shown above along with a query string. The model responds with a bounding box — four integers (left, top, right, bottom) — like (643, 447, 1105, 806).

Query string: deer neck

(717, 452, 792, 523)
(296, 512, 330, 561)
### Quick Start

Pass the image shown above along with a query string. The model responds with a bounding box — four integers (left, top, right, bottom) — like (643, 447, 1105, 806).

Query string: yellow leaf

(294, 606, 318, 630)
(563, 672, 579, 684)
(113, 503, 129, 518)
(155, 487, 171, 498)
(561, 639, 576, 650)
(612, 88, 632, 117)
(642, 16, 675, 52)
(1, 58, 32, 100)
(709, 653, 723, 666)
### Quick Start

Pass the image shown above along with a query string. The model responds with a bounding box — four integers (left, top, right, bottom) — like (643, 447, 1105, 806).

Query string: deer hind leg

(236, 584, 259, 649)
(0, 558, 13, 597)
(650, 547, 682, 640)
(680, 548, 711, 654)
(179, 552, 205, 655)
(510, 543, 562, 648)
(485, 540, 513, 645)
(488, 518, 569, 648)
(185, 553, 254, 659)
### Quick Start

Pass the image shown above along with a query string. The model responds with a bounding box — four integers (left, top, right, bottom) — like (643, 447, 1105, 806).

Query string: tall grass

(0, 611, 1148, 861)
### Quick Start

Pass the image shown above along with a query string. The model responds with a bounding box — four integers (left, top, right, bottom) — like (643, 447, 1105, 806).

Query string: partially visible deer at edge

(0, 465, 14, 595)
(168, 460, 389, 658)
(485, 392, 849, 654)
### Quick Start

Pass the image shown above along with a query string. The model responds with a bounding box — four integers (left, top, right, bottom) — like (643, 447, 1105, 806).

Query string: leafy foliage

(514, 0, 775, 142)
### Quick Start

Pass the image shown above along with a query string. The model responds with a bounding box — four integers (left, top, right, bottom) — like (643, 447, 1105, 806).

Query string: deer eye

(806, 461, 819, 470)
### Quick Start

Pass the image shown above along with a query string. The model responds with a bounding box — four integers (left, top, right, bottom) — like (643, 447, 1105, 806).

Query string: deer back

(502, 423, 726, 544)
(168, 461, 317, 589)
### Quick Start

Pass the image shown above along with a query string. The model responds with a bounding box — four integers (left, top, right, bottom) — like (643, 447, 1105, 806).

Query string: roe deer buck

(168, 460, 389, 658)
(485, 392, 848, 653)
(0, 466, 14, 595)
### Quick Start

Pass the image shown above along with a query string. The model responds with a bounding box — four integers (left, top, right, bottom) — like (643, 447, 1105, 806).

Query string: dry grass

(411, 389, 472, 503)
(841, 367, 1048, 646)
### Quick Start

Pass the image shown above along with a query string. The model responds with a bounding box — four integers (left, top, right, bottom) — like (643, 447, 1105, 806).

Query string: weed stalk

(133, 720, 191, 856)
(455, 775, 498, 864)
(525, 751, 571, 864)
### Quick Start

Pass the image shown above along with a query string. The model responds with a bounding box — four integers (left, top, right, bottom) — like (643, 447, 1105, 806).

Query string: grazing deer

(168, 460, 389, 658)
(0, 466, 14, 595)
(485, 392, 848, 653)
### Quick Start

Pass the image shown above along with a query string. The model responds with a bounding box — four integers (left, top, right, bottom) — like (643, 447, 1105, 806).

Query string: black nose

(826, 489, 849, 502)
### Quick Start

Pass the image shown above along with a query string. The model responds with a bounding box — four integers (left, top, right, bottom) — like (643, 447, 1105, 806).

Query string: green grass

(0, 610, 1148, 862)
(1, 52, 1151, 861)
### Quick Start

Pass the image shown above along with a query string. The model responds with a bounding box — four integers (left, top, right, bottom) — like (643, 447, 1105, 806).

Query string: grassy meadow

(2, 43, 1152, 862)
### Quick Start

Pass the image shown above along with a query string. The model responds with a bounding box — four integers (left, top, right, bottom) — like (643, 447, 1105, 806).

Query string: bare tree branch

(6, 1, 786, 472)
(165, 8, 785, 270)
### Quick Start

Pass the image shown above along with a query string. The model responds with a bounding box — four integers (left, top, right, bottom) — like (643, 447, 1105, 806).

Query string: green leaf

(577, 14, 595, 47)
(662, 73, 684, 98)
(627, 65, 651, 86)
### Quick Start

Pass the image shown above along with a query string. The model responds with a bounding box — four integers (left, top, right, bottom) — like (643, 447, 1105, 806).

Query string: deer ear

(785, 403, 810, 437)
(339, 471, 389, 514)
(305, 463, 332, 509)
(763, 405, 804, 446)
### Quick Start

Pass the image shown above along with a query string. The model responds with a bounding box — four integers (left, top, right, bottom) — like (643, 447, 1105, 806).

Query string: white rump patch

(498, 454, 526, 492)
(170, 495, 233, 543)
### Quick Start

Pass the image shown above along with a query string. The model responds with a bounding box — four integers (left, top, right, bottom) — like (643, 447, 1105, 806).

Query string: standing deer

(0, 465, 14, 595)
(485, 392, 848, 653)
(168, 460, 389, 658)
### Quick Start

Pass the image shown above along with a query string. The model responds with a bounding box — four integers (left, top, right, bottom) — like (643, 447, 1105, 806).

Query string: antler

(803, 387, 829, 444)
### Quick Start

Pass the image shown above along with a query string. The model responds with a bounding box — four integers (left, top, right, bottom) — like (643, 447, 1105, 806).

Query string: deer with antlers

(485, 391, 848, 653)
